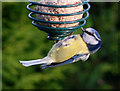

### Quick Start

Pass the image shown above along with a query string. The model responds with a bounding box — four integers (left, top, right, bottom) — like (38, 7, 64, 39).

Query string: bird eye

(92, 32, 94, 35)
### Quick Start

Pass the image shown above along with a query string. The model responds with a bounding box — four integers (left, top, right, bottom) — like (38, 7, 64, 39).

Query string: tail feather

(19, 57, 52, 67)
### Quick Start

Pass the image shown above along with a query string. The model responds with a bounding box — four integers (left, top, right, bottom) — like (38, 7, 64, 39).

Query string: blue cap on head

(81, 27, 101, 53)
(91, 28, 101, 41)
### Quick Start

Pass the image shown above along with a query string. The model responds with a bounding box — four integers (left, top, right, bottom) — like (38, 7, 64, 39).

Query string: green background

(2, 2, 119, 89)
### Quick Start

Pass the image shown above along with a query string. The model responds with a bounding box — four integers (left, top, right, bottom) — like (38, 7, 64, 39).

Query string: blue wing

(41, 54, 89, 69)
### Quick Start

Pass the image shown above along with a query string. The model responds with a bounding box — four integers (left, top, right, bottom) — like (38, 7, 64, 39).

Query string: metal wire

(27, 0, 90, 40)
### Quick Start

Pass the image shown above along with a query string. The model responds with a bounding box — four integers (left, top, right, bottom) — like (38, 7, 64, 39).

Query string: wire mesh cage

(27, 0, 90, 40)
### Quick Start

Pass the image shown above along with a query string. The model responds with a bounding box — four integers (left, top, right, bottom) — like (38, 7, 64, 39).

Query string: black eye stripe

(85, 31, 101, 41)
(85, 31, 97, 39)
(85, 31, 93, 36)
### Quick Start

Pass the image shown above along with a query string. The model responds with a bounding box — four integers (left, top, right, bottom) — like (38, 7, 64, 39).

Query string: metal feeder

(27, 0, 90, 40)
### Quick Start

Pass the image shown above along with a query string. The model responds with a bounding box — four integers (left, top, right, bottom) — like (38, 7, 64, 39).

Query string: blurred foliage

(2, 2, 119, 89)
(0, 2, 2, 91)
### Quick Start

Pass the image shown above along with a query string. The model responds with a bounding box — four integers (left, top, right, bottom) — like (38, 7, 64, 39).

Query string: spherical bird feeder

(27, 0, 90, 40)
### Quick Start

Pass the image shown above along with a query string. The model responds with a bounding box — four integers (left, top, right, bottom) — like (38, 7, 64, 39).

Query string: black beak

(81, 27, 86, 32)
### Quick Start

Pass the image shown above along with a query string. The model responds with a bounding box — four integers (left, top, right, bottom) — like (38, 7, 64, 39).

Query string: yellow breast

(48, 35, 89, 63)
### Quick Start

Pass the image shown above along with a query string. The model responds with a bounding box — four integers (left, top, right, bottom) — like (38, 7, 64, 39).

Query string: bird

(19, 27, 101, 69)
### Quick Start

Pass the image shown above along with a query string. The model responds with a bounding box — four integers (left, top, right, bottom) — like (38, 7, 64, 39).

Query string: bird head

(81, 27, 101, 53)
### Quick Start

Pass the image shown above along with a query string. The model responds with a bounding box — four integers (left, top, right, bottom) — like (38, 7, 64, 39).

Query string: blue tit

(20, 27, 101, 69)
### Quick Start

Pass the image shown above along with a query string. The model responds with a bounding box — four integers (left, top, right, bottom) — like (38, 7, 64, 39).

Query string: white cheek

(83, 33, 98, 45)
